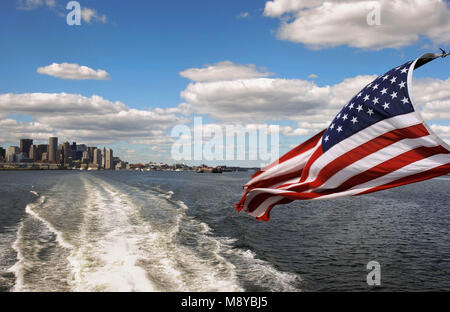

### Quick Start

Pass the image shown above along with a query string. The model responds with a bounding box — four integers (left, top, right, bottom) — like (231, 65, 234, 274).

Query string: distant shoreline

(0, 165, 257, 172)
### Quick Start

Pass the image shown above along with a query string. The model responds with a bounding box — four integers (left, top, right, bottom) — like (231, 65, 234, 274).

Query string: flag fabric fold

(235, 53, 450, 221)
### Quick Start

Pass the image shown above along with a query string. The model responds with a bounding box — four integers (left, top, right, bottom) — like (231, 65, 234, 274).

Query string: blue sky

(0, 0, 449, 165)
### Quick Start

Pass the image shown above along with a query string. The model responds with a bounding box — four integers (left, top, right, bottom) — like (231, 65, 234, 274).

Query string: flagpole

(439, 48, 449, 58)
(414, 49, 449, 70)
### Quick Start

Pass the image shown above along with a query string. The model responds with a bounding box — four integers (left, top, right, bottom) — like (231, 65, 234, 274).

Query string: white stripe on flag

(248, 195, 284, 218)
(313, 134, 440, 191)
(279, 112, 423, 190)
(317, 153, 450, 199)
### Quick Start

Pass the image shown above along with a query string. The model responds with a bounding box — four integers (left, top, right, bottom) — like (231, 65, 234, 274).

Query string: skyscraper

(93, 148, 102, 166)
(48, 137, 58, 163)
(36, 144, 48, 161)
(29, 144, 37, 161)
(105, 148, 113, 169)
(102, 147, 106, 168)
(20, 139, 33, 158)
(88, 146, 96, 163)
(63, 142, 71, 166)
(6, 146, 19, 162)
(82, 150, 90, 164)
(0, 147, 5, 161)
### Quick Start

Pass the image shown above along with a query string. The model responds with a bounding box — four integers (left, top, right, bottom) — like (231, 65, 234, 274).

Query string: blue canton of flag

(322, 60, 415, 152)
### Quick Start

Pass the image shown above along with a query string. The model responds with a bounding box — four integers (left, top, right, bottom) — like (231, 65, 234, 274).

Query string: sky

(0, 0, 449, 165)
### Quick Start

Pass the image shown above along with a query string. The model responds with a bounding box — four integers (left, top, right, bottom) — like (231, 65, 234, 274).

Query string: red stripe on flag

(246, 170, 304, 190)
(256, 198, 293, 222)
(298, 145, 323, 183)
(244, 145, 450, 218)
(246, 193, 274, 213)
(357, 163, 450, 196)
(312, 145, 450, 196)
(286, 123, 429, 193)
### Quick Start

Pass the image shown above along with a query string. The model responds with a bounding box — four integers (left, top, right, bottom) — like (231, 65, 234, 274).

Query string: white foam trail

(160, 191, 174, 200)
(66, 177, 157, 292)
(225, 246, 301, 292)
(8, 222, 26, 292)
(13, 174, 299, 292)
(158, 185, 301, 291)
(9, 193, 74, 292)
(84, 176, 244, 292)
(24, 195, 73, 250)
(7, 176, 300, 292)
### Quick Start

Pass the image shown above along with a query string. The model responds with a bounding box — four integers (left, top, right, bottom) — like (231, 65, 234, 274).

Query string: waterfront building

(48, 137, 58, 163)
(102, 148, 106, 168)
(20, 139, 33, 158)
(77, 144, 87, 152)
(0, 147, 5, 161)
(88, 146, 96, 163)
(6, 146, 19, 162)
(16, 153, 27, 162)
(75, 144, 87, 161)
(29, 144, 38, 161)
(63, 142, 71, 166)
(105, 148, 113, 170)
(82, 150, 90, 164)
(37, 145, 48, 161)
(93, 148, 102, 166)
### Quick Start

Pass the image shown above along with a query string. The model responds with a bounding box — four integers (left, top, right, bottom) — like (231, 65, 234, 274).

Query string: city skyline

(0, 135, 120, 169)
(0, 135, 254, 170)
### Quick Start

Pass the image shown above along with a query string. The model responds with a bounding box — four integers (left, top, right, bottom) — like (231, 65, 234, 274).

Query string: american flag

(235, 53, 450, 221)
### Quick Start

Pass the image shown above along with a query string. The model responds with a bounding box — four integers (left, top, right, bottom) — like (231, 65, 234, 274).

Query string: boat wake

(8, 174, 301, 292)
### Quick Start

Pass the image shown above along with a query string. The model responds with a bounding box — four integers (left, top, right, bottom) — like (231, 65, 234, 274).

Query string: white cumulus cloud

(412, 77, 450, 120)
(180, 61, 272, 82)
(264, 0, 450, 50)
(37, 63, 110, 80)
(0, 92, 188, 145)
(180, 75, 376, 122)
(81, 7, 107, 24)
(179, 59, 450, 139)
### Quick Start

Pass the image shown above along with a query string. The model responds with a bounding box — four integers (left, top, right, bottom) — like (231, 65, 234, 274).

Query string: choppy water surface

(0, 170, 449, 291)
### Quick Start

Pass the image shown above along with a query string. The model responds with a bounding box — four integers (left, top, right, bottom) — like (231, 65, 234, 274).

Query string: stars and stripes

(322, 60, 414, 152)
(235, 53, 450, 222)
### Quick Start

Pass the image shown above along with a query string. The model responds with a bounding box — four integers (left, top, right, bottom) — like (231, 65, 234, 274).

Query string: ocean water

(0, 170, 449, 292)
